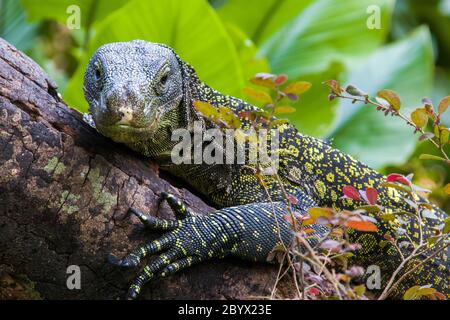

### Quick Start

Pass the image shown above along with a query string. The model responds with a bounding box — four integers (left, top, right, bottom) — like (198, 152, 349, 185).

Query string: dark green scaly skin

(84, 40, 448, 299)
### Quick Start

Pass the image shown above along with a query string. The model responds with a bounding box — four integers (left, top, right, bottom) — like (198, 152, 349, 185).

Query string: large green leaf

(63, 0, 243, 112)
(218, 0, 313, 44)
(330, 26, 434, 169)
(20, 0, 127, 27)
(259, 0, 394, 78)
(288, 62, 344, 137)
(0, 0, 38, 52)
(223, 23, 270, 84)
(432, 68, 450, 126)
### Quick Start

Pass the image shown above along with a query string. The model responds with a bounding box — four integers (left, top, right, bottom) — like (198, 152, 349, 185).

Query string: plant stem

(337, 94, 450, 161)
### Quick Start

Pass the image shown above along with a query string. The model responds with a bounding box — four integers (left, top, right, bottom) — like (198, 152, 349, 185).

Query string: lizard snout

(103, 82, 144, 127)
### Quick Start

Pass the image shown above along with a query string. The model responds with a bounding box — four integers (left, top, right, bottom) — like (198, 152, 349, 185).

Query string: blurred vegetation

(0, 0, 448, 211)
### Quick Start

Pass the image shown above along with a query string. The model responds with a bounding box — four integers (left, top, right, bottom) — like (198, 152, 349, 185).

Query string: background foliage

(1, 0, 448, 210)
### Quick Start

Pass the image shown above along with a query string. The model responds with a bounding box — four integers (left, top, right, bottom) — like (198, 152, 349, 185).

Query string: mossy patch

(44, 156, 66, 176)
(59, 190, 80, 214)
(88, 167, 117, 212)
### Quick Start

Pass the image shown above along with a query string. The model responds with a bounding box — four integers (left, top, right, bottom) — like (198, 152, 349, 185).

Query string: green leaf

(419, 154, 448, 162)
(357, 205, 382, 213)
(193, 101, 220, 119)
(308, 207, 334, 219)
(443, 217, 450, 234)
(259, 0, 394, 78)
(274, 106, 296, 114)
(427, 236, 439, 246)
(440, 128, 449, 145)
(243, 87, 273, 104)
(376, 89, 401, 111)
(249, 76, 276, 89)
(345, 85, 368, 98)
(64, 0, 244, 112)
(403, 286, 420, 300)
(20, 0, 127, 27)
(404, 285, 436, 300)
(411, 108, 428, 128)
(283, 81, 311, 95)
(379, 213, 395, 221)
(218, 106, 242, 129)
(0, 0, 39, 52)
(353, 284, 366, 297)
(416, 287, 436, 297)
(217, 0, 313, 45)
(329, 27, 434, 169)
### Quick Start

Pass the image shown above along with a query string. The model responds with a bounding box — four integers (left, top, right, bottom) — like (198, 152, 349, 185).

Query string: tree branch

(0, 38, 282, 300)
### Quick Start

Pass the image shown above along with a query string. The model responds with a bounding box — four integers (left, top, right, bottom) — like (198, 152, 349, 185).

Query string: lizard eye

(156, 68, 170, 95)
(93, 61, 103, 87)
(160, 74, 168, 86)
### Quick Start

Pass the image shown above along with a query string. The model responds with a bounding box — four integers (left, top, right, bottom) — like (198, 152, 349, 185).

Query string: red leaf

(365, 187, 378, 205)
(238, 111, 256, 121)
(287, 194, 299, 205)
(275, 74, 288, 85)
(342, 185, 361, 201)
(346, 220, 378, 232)
(433, 291, 446, 300)
(386, 173, 402, 182)
(386, 173, 410, 186)
(308, 287, 320, 296)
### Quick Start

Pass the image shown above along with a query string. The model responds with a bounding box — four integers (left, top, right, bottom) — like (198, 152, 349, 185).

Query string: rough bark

(0, 38, 280, 300)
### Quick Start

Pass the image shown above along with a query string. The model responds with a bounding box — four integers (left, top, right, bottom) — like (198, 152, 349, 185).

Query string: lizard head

(83, 40, 189, 153)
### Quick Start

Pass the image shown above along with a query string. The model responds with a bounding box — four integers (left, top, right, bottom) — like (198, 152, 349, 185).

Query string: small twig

(337, 94, 450, 161)
(270, 251, 287, 299)
(378, 238, 448, 299)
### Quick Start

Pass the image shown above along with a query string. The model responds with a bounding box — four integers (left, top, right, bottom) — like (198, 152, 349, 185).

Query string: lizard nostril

(116, 106, 134, 125)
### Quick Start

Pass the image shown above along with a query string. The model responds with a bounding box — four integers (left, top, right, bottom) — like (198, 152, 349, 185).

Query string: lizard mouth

(96, 123, 155, 141)
(93, 98, 159, 134)
(111, 124, 149, 131)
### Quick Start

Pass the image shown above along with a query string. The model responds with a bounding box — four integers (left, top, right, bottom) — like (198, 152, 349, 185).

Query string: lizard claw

(160, 191, 169, 199)
(107, 253, 122, 265)
(108, 253, 140, 267)
(126, 287, 139, 300)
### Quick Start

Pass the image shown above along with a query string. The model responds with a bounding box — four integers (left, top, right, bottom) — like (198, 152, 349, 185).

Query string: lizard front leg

(108, 198, 319, 299)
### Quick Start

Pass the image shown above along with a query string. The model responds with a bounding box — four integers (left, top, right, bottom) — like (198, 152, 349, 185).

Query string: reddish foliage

(386, 173, 410, 186)
(365, 187, 378, 205)
(342, 185, 361, 201)
(346, 220, 378, 232)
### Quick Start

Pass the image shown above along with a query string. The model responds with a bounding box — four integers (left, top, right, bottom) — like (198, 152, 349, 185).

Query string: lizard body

(84, 40, 448, 299)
